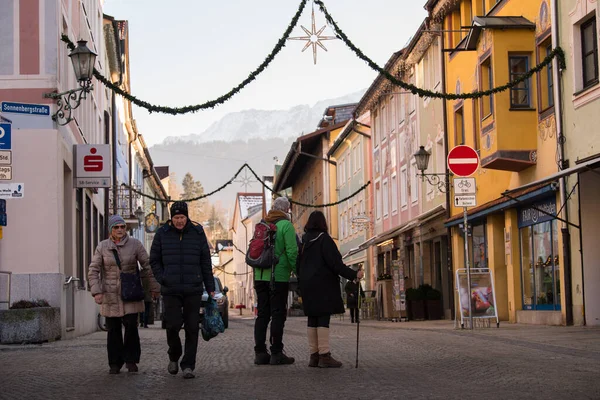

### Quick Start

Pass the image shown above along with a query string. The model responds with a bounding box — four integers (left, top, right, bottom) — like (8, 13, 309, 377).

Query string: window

(472, 99, 481, 152)
(539, 41, 554, 110)
(382, 105, 388, 139)
(399, 95, 406, 125)
(400, 167, 408, 208)
(373, 110, 379, 146)
(383, 179, 389, 217)
(582, 17, 599, 89)
(509, 55, 531, 108)
(376, 182, 382, 220)
(410, 160, 418, 203)
(390, 140, 397, 168)
(455, 107, 465, 145)
(390, 96, 396, 132)
(353, 145, 359, 173)
(470, 223, 487, 269)
(480, 57, 494, 118)
(436, 139, 445, 175)
(391, 174, 398, 213)
(340, 157, 345, 184)
(76, 189, 83, 287)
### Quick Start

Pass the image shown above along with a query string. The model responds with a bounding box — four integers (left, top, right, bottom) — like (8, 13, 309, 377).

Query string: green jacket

(254, 217, 298, 282)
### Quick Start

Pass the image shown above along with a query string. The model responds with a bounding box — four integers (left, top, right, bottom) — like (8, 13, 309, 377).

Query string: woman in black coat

(344, 276, 365, 323)
(298, 211, 364, 368)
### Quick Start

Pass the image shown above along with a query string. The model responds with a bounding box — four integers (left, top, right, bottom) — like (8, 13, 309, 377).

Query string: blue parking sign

(0, 124, 11, 150)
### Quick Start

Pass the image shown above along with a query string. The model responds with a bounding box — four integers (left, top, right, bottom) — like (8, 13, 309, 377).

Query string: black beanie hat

(170, 201, 188, 218)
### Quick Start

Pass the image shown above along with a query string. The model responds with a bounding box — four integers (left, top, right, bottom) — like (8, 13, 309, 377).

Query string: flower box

(0, 307, 61, 344)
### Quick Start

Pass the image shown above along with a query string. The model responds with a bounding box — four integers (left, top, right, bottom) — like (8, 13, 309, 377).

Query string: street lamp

(413, 145, 451, 193)
(134, 206, 144, 224)
(44, 39, 97, 125)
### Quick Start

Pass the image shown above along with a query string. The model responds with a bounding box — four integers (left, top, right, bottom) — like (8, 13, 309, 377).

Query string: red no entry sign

(447, 145, 479, 177)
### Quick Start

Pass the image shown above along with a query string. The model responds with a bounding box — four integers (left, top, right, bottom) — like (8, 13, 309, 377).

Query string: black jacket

(298, 230, 357, 316)
(150, 220, 215, 296)
(344, 280, 365, 308)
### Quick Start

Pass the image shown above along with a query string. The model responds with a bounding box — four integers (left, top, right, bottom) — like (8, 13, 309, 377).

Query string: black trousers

(106, 313, 140, 367)
(307, 315, 330, 328)
(162, 294, 202, 371)
(139, 301, 152, 326)
(349, 307, 359, 322)
(254, 281, 289, 354)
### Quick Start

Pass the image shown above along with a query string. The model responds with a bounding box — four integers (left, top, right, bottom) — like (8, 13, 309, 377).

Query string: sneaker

(182, 368, 195, 379)
(318, 352, 342, 368)
(109, 365, 121, 374)
(270, 352, 295, 365)
(254, 351, 271, 365)
(308, 352, 319, 368)
(126, 363, 138, 373)
(168, 361, 179, 375)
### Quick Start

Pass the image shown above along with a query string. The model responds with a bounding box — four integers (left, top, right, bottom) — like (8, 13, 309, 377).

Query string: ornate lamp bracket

(43, 81, 93, 126)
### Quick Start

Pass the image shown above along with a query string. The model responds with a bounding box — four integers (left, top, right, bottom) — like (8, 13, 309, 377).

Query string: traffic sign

(454, 195, 477, 207)
(447, 145, 479, 177)
(0, 123, 11, 150)
(453, 177, 476, 194)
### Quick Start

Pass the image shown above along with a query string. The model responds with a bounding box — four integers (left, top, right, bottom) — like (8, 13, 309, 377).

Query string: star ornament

(288, 8, 337, 64)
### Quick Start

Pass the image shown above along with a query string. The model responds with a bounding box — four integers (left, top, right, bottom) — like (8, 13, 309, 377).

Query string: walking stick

(355, 278, 361, 369)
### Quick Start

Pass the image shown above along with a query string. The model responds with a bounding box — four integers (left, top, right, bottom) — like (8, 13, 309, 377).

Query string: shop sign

(74, 144, 111, 188)
(518, 197, 556, 228)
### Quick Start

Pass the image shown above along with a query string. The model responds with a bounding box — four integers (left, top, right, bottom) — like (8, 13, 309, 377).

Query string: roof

(355, 50, 404, 116)
(155, 166, 170, 180)
(328, 118, 370, 157)
(273, 121, 347, 192)
(237, 193, 263, 220)
(318, 103, 358, 128)
(465, 16, 535, 50)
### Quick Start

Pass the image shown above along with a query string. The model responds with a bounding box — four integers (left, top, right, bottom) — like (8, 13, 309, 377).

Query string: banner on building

(456, 268, 499, 325)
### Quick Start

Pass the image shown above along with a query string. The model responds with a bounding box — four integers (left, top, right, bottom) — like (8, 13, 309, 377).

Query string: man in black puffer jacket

(150, 201, 215, 379)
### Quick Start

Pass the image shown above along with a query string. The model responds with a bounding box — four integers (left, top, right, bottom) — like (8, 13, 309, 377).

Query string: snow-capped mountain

(161, 89, 365, 144)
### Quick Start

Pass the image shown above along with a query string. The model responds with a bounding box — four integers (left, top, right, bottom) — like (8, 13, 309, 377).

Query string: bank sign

(74, 144, 111, 188)
(518, 197, 557, 228)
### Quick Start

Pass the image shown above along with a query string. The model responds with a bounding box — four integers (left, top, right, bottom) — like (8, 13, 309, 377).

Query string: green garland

(59, 0, 567, 113)
(60, 0, 308, 115)
(123, 162, 369, 208)
(314, 0, 566, 100)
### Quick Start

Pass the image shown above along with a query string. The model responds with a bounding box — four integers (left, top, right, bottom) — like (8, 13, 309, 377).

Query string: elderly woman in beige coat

(88, 215, 160, 374)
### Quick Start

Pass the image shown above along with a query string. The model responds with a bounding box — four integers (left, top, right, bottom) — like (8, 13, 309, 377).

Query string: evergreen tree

(181, 172, 206, 223)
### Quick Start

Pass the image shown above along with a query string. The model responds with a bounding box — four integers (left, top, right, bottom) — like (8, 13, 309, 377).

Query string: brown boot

(309, 352, 319, 367)
(318, 352, 342, 368)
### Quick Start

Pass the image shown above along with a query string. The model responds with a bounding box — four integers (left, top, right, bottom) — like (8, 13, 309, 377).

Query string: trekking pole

(354, 279, 361, 368)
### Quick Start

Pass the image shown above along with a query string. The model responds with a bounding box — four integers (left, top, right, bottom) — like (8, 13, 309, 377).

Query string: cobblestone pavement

(1, 312, 600, 400)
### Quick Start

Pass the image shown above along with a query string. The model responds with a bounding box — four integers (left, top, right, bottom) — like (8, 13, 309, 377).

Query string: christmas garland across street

(59, 0, 567, 115)
(123, 163, 370, 209)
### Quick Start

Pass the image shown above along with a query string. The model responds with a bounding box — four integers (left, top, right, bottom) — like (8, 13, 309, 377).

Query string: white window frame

(400, 166, 408, 209)
(391, 173, 398, 214)
(375, 180, 382, 221)
(410, 159, 419, 204)
(383, 179, 389, 217)
(346, 151, 351, 181)
(571, 8, 600, 108)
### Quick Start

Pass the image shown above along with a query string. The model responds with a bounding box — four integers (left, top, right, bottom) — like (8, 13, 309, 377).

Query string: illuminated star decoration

(233, 167, 257, 192)
(288, 5, 337, 64)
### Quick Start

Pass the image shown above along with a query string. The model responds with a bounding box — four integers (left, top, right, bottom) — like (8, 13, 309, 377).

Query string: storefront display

(518, 197, 560, 311)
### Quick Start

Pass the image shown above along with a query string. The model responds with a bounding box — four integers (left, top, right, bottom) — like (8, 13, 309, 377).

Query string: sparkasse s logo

(83, 147, 103, 172)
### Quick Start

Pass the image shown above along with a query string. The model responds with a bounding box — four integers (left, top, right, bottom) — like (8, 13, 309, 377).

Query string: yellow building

(428, 0, 574, 325)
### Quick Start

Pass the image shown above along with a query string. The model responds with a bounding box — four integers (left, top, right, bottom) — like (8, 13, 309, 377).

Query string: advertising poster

(456, 268, 499, 324)
(391, 260, 405, 312)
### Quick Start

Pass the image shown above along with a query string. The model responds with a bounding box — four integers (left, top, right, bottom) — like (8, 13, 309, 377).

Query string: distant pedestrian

(150, 201, 215, 379)
(139, 280, 154, 328)
(254, 196, 298, 365)
(345, 272, 365, 323)
(88, 214, 160, 374)
(298, 211, 363, 368)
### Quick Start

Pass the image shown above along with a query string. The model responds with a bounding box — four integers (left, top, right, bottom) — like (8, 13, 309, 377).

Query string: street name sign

(453, 177, 476, 195)
(1, 102, 50, 116)
(447, 145, 479, 177)
(454, 195, 477, 207)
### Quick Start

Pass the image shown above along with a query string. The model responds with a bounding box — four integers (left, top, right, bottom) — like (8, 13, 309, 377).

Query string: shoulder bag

(112, 249, 145, 302)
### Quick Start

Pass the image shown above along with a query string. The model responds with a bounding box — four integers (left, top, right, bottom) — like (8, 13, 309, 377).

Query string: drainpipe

(550, 0, 573, 325)
(111, 92, 118, 215)
(440, 32, 455, 320)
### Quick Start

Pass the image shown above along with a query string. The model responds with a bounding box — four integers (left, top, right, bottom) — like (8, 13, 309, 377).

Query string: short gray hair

(272, 197, 290, 212)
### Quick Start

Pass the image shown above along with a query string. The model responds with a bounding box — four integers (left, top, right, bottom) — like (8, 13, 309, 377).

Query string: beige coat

(88, 235, 160, 318)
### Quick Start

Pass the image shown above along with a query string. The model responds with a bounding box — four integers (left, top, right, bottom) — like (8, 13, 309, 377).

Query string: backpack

(245, 220, 279, 269)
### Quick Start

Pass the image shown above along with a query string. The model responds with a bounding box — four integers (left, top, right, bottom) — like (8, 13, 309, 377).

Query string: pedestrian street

(1, 313, 599, 400)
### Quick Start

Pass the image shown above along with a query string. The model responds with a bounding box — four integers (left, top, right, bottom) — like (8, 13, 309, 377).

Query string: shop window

(519, 200, 561, 311)
(76, 189, 83, 288)
(509, 55, 531, 108)
(581, 17, 599, 89)
(469, 222, 488, 269)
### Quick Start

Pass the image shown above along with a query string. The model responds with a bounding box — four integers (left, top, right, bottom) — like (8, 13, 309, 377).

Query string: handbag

(112, 249, 145, 302)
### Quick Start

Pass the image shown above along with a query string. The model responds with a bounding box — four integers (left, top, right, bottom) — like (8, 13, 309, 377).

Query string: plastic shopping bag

(201, 298, 225, 341)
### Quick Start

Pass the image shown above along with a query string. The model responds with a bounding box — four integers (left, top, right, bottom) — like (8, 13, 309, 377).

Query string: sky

(102, 0, 428, 146)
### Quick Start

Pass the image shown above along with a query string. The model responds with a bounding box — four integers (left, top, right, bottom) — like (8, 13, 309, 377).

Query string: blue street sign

(0, 213, 6, 226)
(0, 124, 11, 150)
(1, 102, 50, 116)
(0, 199, 5, 213)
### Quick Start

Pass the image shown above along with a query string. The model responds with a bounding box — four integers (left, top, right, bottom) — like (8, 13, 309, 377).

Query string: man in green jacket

(254, 196, 298, 365)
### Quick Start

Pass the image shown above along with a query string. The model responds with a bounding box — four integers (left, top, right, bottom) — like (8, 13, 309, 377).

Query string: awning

(465, 16, 535, 51)
(502, 156, 600, 195)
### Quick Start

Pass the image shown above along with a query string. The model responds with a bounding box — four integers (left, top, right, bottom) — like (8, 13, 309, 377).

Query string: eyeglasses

(112, 225, 127, 230)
